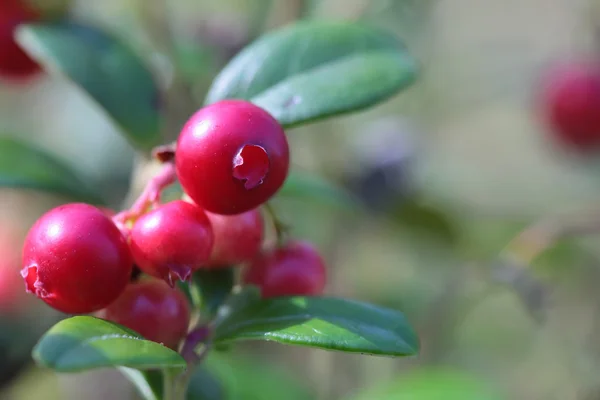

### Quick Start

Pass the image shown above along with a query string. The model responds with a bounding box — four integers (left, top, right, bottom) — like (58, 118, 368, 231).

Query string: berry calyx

(0, 0, 41, 80)
(540, 61, 600, 151)
(21, 203, 132, 314)
(130, 200, 213, 286)
(100, 280, 190, 350)
(241, 241, 326, 298)
(206, 208, 264, 267)
(176, 100, 290, 215)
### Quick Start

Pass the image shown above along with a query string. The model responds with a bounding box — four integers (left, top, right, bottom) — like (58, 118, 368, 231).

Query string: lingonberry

(540, 61, 600, 151)
(100, 280, 190, 350)
(130, 200, 213, 286)
(0, 0, 41, 80)
(241, 241, 326, 298)
(206, 208, 264, 267)
(176, 100, 290, 215)
(21, 203, 132, 314)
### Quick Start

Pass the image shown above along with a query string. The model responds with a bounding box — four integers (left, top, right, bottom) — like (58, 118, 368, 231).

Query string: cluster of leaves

(3, 14, 421, 400)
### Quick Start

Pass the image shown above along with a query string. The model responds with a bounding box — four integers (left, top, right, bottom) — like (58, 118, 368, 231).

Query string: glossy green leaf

(278, 171, 360, 210)
(0, 137, 103, 204)
(16, 22, 162, 150)
(194, 268, 236, 316)
(346, 368, 503, 400)
(214, 287, 419, 356)
(205, 21, 418, 127)
(33, 316, 186, 372)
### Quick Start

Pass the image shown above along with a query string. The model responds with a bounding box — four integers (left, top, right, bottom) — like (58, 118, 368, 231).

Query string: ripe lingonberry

(540, 61, 600, 151)
(21, 203, 132, 314)
(241, 241, 326, 298)
(0, 0, 41, 80)
(206, 208, 264, 267)
(100, 280, 190, 350)
(176, 100, 290, 215)
(130, 200, 213, 286)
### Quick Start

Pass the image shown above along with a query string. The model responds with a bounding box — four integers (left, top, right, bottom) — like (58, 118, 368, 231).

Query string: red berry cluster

(0, 0, 42, 80)
(20, 100, 327, 349)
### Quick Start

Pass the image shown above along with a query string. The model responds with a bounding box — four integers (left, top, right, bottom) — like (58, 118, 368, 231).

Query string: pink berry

(205, 208, 264, 267)
(130, 200, 213, 286)
(21, 203, 132, 314)
(176, 100, 290, 215)
(101, 280, 190, 350)
(241, 241, 326, 298)
(540, 61, 600, 150)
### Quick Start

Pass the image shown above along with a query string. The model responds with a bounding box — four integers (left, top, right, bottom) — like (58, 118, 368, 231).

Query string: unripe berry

(100, 280, 190, 350)
(0, 0, 41, 80)
(540, 61, 600, 151)
(176, 100, 290, 215)
(130, 200, 213, 286)
(206, 208, 264, 267)
(21, 203, 133, 314)
(241, 241, 326, 298)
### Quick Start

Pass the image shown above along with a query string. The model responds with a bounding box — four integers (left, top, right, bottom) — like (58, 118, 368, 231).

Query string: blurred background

(4, 0, 600, 399)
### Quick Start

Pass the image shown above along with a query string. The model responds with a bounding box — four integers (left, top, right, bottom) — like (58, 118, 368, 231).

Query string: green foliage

(278, 171, 360, 210)
(204, 352, 314, 400)
(16, 22, 162, 150)
(347, 368, 503, 400)
(33, 317, 186, 372)
(193, 268, 236, 316)
(214, 287, 419, 356)
(205, 21, 418, 127)
(0, 136, 103, 204)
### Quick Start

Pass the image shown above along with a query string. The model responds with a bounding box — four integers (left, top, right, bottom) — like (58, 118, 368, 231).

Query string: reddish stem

(113, 162, 177, 234)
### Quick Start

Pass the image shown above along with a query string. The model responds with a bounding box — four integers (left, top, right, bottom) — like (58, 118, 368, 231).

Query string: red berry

(21, 203, 133, 314)
(241, 241, 326, 298)
(100, 280, 190, 350)
(206, 208, 264, 267)
(0, 0, 41, 80)
(540, 61, 600, 151)
(176, 100, 290, 215)
(130, 200, 213, 286)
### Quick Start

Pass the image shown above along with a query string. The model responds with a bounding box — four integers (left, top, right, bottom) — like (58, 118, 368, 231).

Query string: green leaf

(213, 288, 419, 356)
(119, 368, 162, 400)
(205, 21, 418, 127)
(33, 316, 186, 372)
(194, 268, 236, 316)
(278, 171, 360, 210)
(0, 137, 104, 204)
(16, 22, 162, 150)
(346, 368, 503, 400)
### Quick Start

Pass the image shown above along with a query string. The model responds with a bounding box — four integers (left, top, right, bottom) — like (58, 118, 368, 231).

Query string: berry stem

(113, 161, 177, 232)
(264, 202, 290, 246)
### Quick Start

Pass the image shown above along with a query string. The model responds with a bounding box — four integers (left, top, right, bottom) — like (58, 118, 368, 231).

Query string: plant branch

(113, 161, 177, 233)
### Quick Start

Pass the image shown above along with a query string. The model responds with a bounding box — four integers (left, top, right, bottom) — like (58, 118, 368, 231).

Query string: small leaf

(16, 22, 162, 150)
(277, 171, 360, 210)
(193, 268, 236, 316)
(0, 136, 104, 204)
(213, 288, 419, 356)
(119, 368, 162, 400)
(33, 316, 186, 372)
(205, 21, 418, 127)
